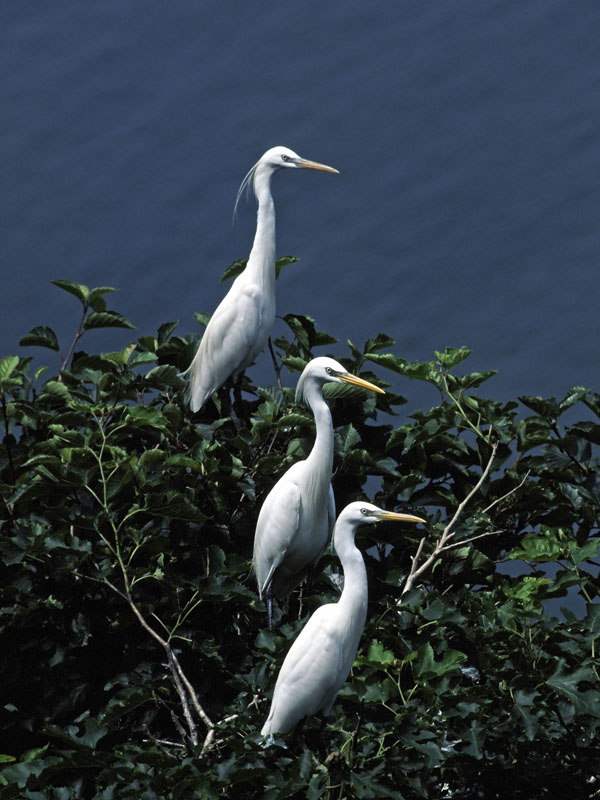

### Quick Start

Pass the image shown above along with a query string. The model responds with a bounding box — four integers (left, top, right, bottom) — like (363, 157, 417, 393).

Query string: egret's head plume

(233, 159, 260, 222)
(233, 146, 338, 222)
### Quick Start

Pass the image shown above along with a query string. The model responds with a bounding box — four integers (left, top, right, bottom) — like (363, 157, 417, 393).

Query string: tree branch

(103, 577, 213, 750)
(401, 442, 498, 597)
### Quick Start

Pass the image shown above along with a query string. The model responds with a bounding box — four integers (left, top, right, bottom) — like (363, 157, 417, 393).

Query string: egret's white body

(261, 502, 426, 735)
(253, 358, 384, 623)
(185, 146, 338, 413)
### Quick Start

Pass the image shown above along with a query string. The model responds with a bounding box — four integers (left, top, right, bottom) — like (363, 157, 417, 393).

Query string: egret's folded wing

(188, 286, 262, 410)
(253, 474, 301, 597)
(262, 606, 339, 733)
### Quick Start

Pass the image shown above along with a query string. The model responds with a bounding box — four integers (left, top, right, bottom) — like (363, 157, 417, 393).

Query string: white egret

(253, 357, 384, 627)
(185, 146, 339, 413)
(261, 501, 426, 735)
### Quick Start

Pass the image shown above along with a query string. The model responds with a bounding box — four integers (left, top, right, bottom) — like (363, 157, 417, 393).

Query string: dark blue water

(3, 0, 600, 411)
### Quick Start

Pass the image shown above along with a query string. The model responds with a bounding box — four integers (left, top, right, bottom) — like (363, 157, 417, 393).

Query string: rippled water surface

(3, 0, 599, 410)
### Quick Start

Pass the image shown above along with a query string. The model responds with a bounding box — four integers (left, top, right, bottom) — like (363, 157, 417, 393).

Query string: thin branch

(267, 336, 283, 392)
(201, 712, 240, 756)
(443, 442, 498, 540)
(170, 650, 213, 731)
(411, 536, 426, 567)
(103, 577, 213, 748)
(165, 652, 198, 746)
(438, 529, 503, 552)
(59, 303, 88, 375)
(482, 470, 530, 514)
(401, 442, 498, 597)
(169, 708, 191, 746)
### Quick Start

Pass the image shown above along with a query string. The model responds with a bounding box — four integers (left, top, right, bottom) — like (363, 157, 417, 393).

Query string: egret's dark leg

(217, 385, 233, 420)
(266, 581, 274, 630)
(233, 373, 250, 426)
(297, 583, 304, 621)
(268, 336, 283, 391)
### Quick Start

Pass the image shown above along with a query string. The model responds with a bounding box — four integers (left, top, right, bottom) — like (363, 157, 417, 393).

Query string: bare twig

(401, 442, 498, 597)
(103, 576, 213, 750)
(438, 530, 503, 552)
(483, 471, 530, 514)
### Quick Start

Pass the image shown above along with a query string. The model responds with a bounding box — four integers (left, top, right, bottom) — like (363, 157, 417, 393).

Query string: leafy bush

(1, 276, 599, 799)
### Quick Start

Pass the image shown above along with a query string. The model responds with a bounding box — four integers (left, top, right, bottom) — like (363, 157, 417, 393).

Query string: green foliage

(1, 279, 599, 798)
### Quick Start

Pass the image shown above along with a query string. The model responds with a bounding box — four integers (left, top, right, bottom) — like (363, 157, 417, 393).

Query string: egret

(261, 501, 426, 735)
(185, 146, 339, 413)
(253, 357, 384, 627)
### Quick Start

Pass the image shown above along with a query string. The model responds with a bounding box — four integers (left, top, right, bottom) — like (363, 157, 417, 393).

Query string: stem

(440, 370, 490, 442)
(59, 302, 88, 375)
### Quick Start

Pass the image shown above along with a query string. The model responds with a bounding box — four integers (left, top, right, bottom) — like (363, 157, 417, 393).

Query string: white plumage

(185, 146, 338, 413)
(253, 357, 385, 625)
(261, 501, 426, 735)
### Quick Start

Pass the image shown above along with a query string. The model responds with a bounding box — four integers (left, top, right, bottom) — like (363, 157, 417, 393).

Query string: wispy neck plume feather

(295, 368, 309, 407)
(233, 159, 259, 222)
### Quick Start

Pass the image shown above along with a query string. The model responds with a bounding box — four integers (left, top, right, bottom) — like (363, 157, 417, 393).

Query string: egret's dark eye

(360, 508, 368, 515)
(281, 154, 291, 162)
(326, 367, 333, 375)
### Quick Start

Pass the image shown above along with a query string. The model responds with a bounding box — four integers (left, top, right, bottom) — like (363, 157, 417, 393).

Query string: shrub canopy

(1, 275, 599, 798)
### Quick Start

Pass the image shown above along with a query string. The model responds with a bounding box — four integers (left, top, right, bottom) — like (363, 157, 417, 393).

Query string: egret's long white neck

(303, 381, 334, 506)
(334, 522, 369, 624)
(246, 164, 277, 289)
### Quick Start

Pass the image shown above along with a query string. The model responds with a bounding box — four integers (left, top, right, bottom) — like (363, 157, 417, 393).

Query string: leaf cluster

(1, 280, 599, 798)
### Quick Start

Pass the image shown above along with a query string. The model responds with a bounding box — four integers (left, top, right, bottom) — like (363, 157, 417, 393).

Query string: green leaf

(50, 278, 89, 303)
(434, 345, 472, 368)
(275, 255, 299, 279)
(335, 424, 360, 455)
(19, 326, 60, 351)
(364, 332, 396, 354)
(413, 643, 467, 679)
(220, 258, 248, 282)
(513, 689, 542, 740)
(129, 351, 158, 366)
(193, 311, 211, 327)
(509, 530, 563, 562)
(366, 639, 395, 665)
(88, 285, 117, 312)
(146, 492, 207, 522)
(124, 406, 169, 431)
(365, 352, 436, 381)
(157, 320, 179, 344)
(461, 721, 485, 759)
(83, 311, 136, 330)
(546, 660, 600, 715)
(0, 356, 19, 381)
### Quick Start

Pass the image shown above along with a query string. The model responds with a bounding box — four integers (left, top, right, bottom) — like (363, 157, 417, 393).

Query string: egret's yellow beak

(339, 372, 385, 394)
(374, 510, 427, 525)
(295, 158, 339, 174)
